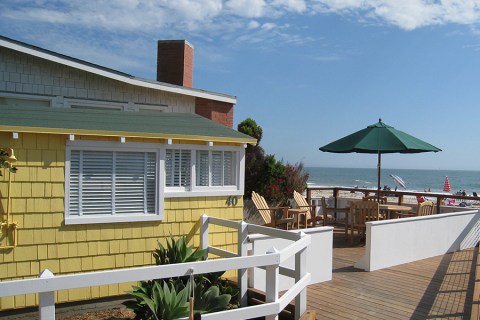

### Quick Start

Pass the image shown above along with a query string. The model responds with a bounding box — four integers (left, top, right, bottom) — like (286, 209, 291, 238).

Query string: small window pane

(223, 151, 236, 185)
(165, 149, 191, 187)
(196, 150, 209, 186)
(211, 151, 223, 186)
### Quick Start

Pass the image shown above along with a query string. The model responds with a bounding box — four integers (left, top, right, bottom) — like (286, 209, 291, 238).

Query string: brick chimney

(156, 40, 193, 87)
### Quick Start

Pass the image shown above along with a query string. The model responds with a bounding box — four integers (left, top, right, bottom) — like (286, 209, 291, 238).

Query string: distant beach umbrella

(319, 119, 442, 194)
(390, 174, 406, 190)
(443, 176, 451, 193)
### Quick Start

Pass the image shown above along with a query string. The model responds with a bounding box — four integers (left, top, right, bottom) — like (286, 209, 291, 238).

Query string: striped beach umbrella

(443, 176, 451, 193)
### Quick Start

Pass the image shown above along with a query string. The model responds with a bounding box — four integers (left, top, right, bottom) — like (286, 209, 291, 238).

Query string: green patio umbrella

(319, 119, 441, 193)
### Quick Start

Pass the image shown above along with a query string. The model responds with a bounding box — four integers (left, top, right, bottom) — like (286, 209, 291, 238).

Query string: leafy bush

(194, 283, 232, 314)
(238, 118, 309, 205)
(124, 280, 190, 320)
(124, 236, 236, 318)
(153, 236, 207, 265)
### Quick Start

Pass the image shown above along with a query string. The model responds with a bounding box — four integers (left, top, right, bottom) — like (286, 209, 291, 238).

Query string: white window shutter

(69, 150, 81, 215)
(68, 150, 156, 216)
(165, 149, 191, 187)
(81, 151, 113, 215)
(223, 151, 236, 186)
(196, 150, 209, 186)
(180, 150, 191, 187)
(211, 151, 223, 186)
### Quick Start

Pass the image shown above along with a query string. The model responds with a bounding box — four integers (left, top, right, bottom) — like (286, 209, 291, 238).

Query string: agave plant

(124, 236, 236, 318)
(153, 236, 207, 265)
(194, 283, 232, 314)
(123, 280, 190, 320)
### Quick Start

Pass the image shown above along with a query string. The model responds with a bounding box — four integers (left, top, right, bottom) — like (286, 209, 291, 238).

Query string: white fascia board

(0, 38, 237, 104)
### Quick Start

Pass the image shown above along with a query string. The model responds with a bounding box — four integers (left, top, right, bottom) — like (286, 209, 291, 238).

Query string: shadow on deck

(306, 227, 478, 319)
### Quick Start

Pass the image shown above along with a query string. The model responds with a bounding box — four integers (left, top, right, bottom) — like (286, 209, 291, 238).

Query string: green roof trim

(0, 105, 257, 144)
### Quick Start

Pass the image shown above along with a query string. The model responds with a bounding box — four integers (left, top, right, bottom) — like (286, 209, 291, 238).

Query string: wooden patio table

(379, 204, 412, 219)
(344, 202, 413, 240)
(287, 208, 308, 229)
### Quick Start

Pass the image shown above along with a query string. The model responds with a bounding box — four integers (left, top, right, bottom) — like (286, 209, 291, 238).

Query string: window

(65, 141, 244, 223)
(65, 141, 161, 225)
(196, 150, 237, 187)
(165, 149, 191, 188)
(164, 147, 243, 196)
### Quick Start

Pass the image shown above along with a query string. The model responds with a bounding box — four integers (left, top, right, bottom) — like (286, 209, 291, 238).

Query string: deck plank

(306, 229, 477, 319)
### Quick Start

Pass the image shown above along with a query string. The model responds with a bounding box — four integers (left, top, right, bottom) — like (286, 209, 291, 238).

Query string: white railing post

(238, 220, 249, 307)
(39, 269, 55, 320)
(265, 247, 279, 320)
(200, 214, 209, 259)
(295, 232, 308, 320)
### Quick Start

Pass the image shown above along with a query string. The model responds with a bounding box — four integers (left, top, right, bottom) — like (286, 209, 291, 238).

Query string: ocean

(305, 167, 480, 195)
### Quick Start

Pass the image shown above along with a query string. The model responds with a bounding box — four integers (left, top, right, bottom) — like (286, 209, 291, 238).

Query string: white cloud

(272, 0, 307, 13)
(261, 22, 277, 30)
(4, 0, 480, 37)
(225, 0, 266, 18)
(247, 20, 261, 29)
(312, 0, 480, 30)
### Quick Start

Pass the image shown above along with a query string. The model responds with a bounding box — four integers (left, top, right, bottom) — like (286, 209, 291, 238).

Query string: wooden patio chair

(321, 197, 349, 229)
(397, 201, 435, 218)
(348, 201, 380, 244)
(292, 190, 328, 227)
(251, 191, 294, 229)
(362, 195, 388, 219)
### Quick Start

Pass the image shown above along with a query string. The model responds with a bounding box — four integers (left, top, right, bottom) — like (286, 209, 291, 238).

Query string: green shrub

(238, 118, 309, 204)
(123, 280, 190, 320)
(153, 236, 207, 265)
(124, 236, 236, 318)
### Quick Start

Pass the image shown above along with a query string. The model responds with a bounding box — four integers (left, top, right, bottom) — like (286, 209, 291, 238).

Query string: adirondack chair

(251, 191, 294, 229)
(292, 190, 329, 227)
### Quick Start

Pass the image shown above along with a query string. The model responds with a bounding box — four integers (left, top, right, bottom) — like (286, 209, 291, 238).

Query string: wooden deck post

(39, 269, 55, 320)
(200, 214, 209, 259)
(238, 221, 249, 307)
(266, 247, 280, 320)
(295, 232, 308, 320)
(437, 197, 443, 214)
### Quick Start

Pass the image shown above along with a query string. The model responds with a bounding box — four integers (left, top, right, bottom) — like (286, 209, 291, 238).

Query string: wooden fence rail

(307, 186, 480, 214)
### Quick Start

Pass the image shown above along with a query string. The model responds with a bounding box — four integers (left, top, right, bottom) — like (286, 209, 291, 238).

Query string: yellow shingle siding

(0, 132, 244, 310)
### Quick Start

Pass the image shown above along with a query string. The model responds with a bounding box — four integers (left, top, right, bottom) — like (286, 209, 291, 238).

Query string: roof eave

(0, 36, 237, 104)
(0, 126, 257, 145)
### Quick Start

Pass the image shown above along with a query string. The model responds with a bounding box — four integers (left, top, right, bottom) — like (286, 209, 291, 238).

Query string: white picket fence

(0, 214, 312, 320)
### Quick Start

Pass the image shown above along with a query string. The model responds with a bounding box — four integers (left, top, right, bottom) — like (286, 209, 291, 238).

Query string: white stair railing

(0, 214, 311, 320)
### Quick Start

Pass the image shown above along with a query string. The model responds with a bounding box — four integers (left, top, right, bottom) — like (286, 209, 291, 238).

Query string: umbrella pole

(377, 151, 381, 200)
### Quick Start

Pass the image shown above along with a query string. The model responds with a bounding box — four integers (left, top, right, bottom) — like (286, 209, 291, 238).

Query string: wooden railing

(0, 215, 311, 320)
(306, 186, 480, 214)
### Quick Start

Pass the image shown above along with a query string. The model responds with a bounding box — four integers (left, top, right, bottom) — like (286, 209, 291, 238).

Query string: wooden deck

(306, 229, 478, 319)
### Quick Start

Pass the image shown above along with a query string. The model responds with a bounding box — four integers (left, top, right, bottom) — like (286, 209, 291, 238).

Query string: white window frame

(164, 148, 192, 192)
(65, 140, 165, 225)
(64, 141, 245, 224)
(164, 144, 245, 198)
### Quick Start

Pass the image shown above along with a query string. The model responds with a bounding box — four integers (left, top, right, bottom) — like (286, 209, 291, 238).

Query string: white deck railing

(354, 209, 480, 271)
(0, 214, 311, 320)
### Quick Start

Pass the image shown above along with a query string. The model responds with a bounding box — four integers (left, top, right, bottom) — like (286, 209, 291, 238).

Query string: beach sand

(309, 189, 419, 204)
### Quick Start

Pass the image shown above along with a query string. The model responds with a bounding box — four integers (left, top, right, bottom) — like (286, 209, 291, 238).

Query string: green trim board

(0, 105, 257, 144)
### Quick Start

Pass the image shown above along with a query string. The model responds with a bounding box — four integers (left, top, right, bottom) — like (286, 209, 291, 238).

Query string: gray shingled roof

(0, 105, 256, 144)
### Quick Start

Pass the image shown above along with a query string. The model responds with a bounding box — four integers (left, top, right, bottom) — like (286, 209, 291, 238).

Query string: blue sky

(1, 1, 480, 171)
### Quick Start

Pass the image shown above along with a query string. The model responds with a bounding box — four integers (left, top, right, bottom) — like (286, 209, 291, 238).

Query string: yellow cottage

(0, 35, 256, 310)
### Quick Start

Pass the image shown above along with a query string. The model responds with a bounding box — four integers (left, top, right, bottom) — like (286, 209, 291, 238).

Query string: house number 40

(226, 196, 238, 206)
